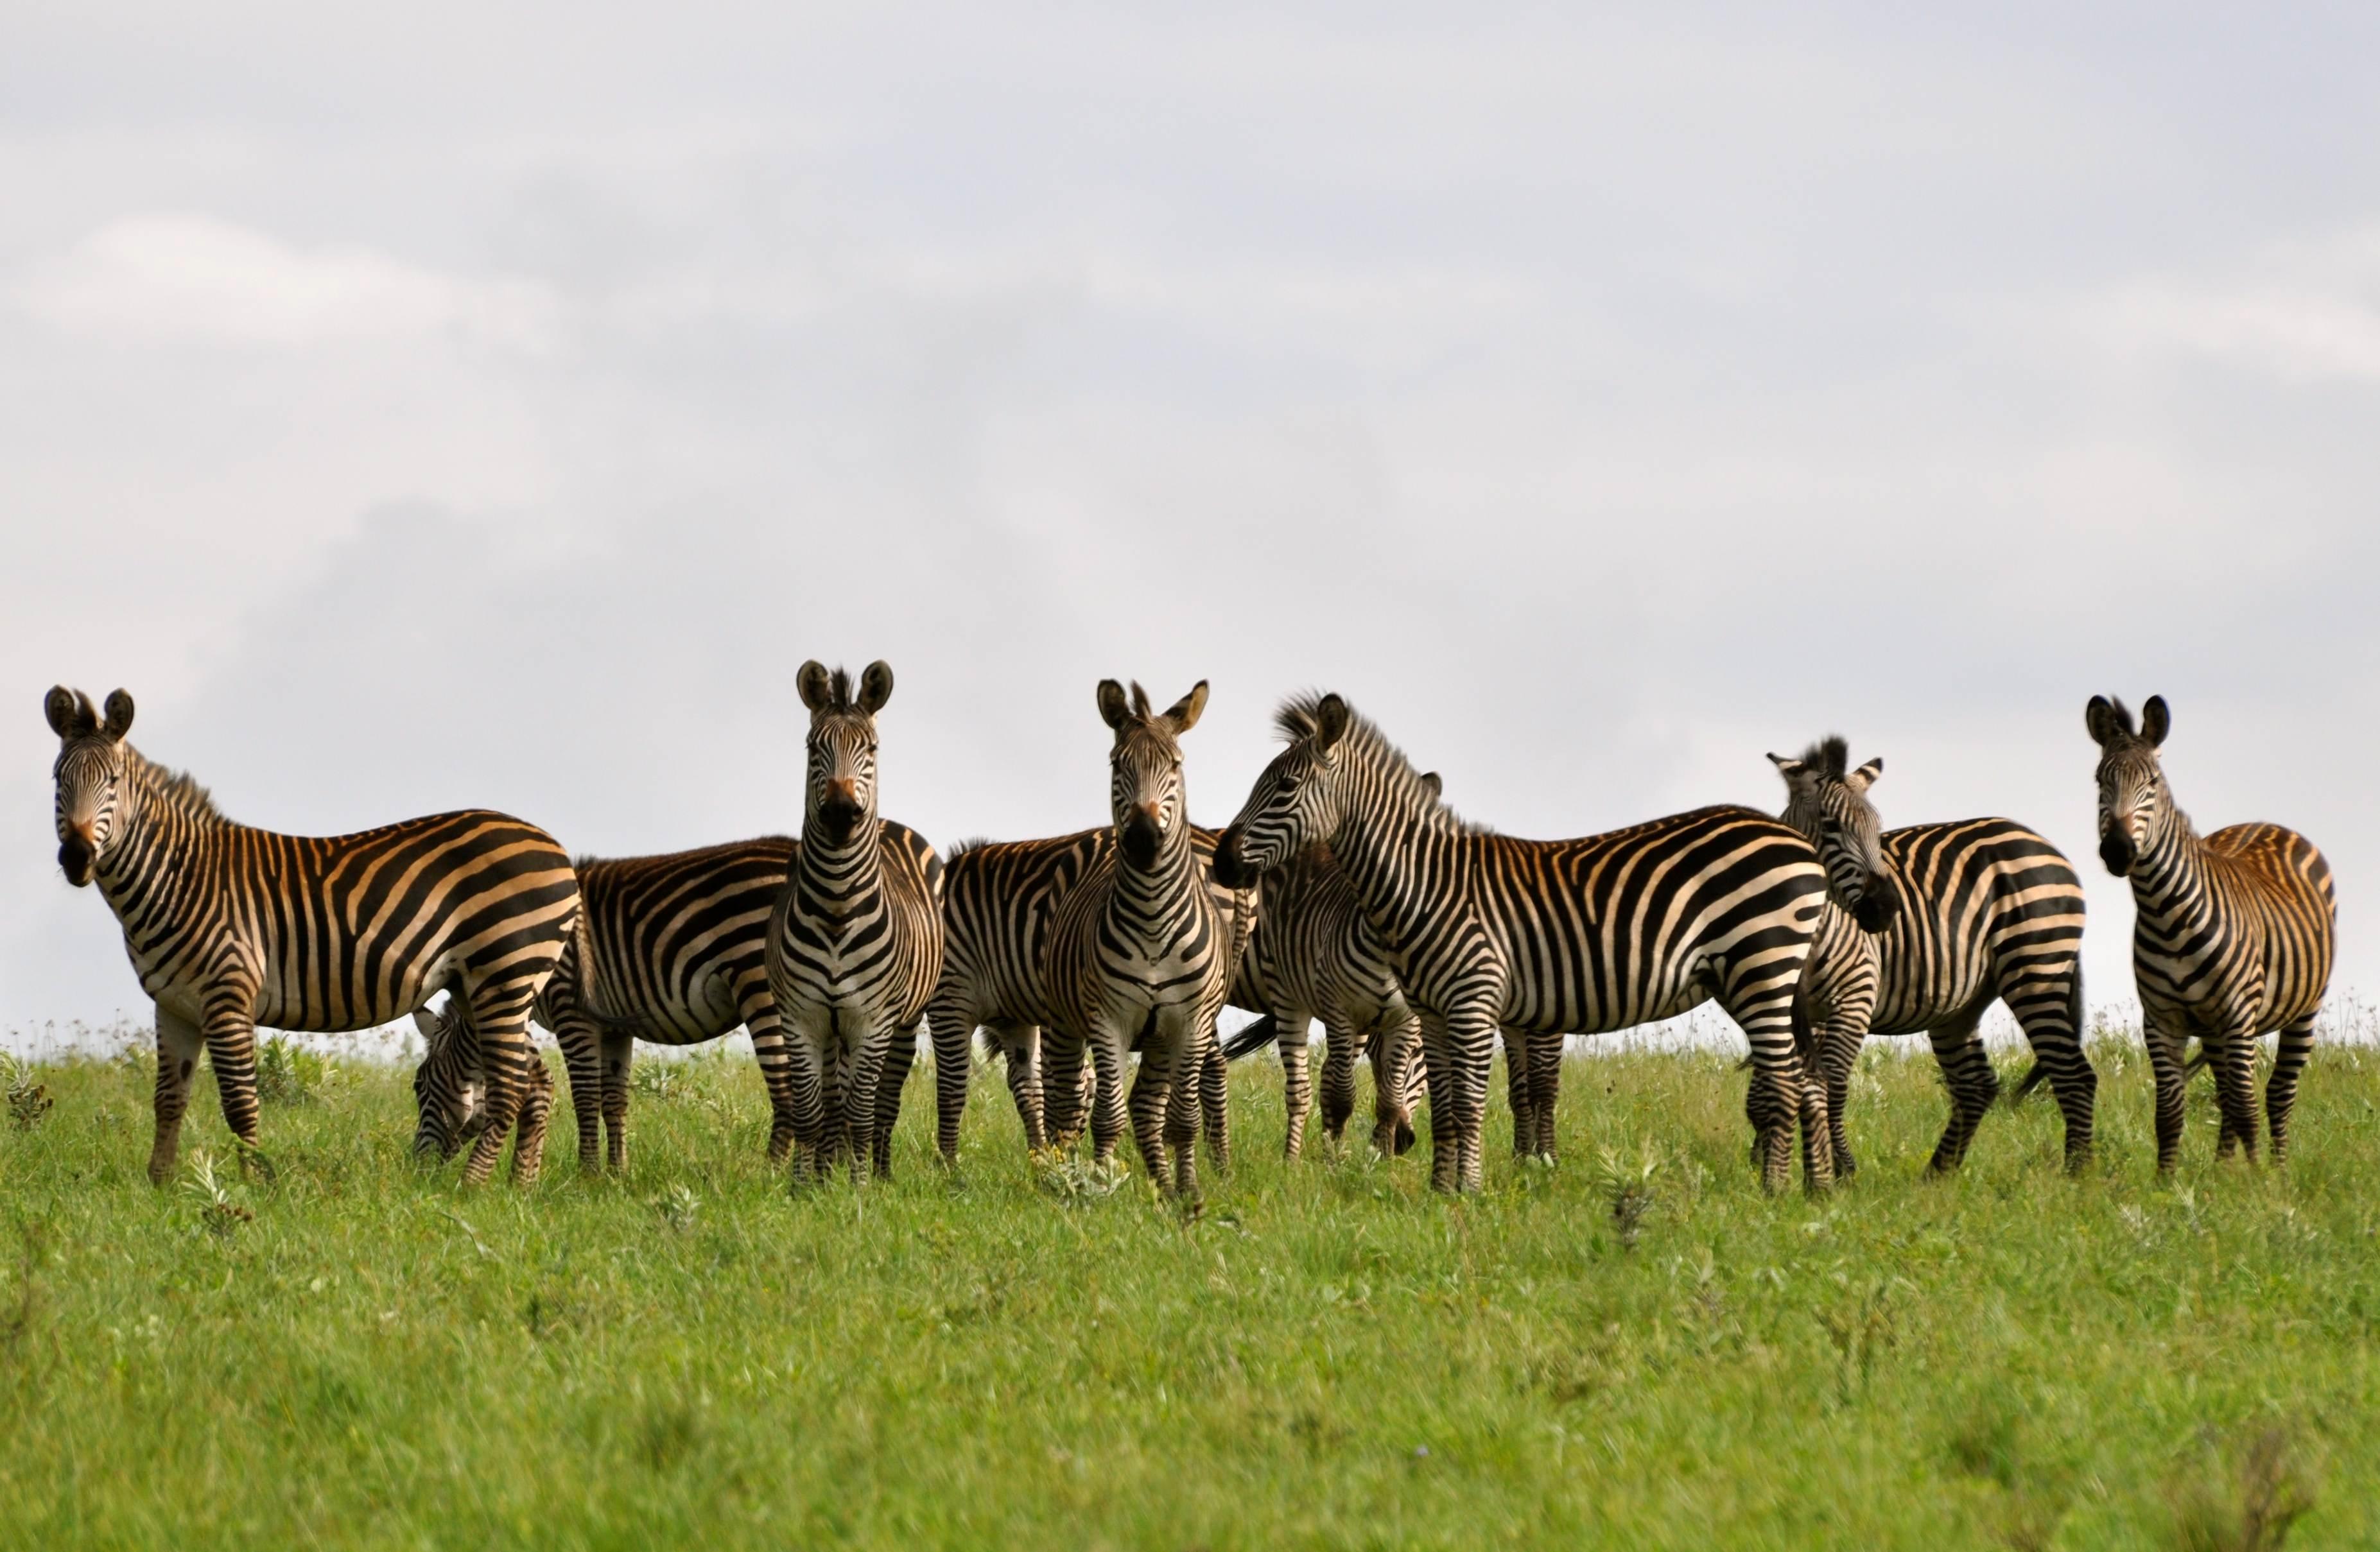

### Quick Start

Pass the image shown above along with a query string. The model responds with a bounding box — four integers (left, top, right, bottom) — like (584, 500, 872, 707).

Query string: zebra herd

(44, 673, 2338, 1196)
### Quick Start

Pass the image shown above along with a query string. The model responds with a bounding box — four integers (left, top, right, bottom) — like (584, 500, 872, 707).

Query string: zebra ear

(1846, 757, 1882, 793)
(2140, 695, 2169, 748)
(2084, 695, 2128, 746)
(1767, 752, 1810, 788)
(44, 686, 95, 740)
(1420, 771, 1443, 798)
(856, 661, 894, 716)
(1160, 680, 1208, 735)
(1313, 694, 1350, 753)
(101, 689, 135, 741)
(412, 1006, 446, 1043)
(797, 661, 834, 714)
(1097, 679, 1132, 730)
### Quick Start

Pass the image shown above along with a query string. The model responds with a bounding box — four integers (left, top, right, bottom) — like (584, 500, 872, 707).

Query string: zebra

(1215, 842, 1426, 1159)
(766, 662, 945, 1184)
(1213, 693, 1834, 1194)
(1039, 680, 1237, 1196)
(926, 823, 1251, 1164)
(1746, 737, 2094, 1176)
(2087, 694, 2335, 1170)
(45, 685, 580, 1186)
(408, 1000, 558, 1186)
(544, 838, 803, 1171)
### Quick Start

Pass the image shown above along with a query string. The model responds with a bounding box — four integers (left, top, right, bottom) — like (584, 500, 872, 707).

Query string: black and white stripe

(765, 662, 946, 1183)
(46, 685, 581, 1186)
(409, 999, 557, 1185)
(1215, 693, 1833, 1194)
(2089, 695, 2334, 1170)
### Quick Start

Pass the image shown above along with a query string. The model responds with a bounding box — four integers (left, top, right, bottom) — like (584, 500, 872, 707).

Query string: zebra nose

(1138, 801, 1163, 831)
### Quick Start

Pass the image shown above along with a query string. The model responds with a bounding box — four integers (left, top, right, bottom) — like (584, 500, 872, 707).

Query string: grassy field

(0, 1030, 2375, 1551)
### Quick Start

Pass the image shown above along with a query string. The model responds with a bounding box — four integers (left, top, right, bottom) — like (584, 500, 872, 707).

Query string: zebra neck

(1114, 827, 1195, 924)
(796, 818, 882, 920)
(2128, 802, 2212, 927)
(92, 758, 219, 924)
(1323, 797, 1439, 954)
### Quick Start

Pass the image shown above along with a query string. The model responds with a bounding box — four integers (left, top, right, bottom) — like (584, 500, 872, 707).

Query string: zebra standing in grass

(1214, 694, 1834, 1194)
(46, 686, 580, 1186)
(409, 1000, 557, 1184)
(926, 823, 1251, 1164)
(1039, 680, 1237, 1196)
(1745, 738, 2094, 1175)
(2088, 695, 2334, 1170)
(1217, 842, 1426, 1159)
(767, 662, 945, 1183)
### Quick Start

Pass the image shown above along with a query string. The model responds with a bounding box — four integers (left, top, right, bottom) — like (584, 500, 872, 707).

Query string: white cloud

(2096, 225, 2380, 382)
(11, 212, 558, 350)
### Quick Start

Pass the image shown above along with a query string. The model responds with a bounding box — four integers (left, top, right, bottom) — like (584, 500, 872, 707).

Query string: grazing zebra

(926, 823, 1250, 1163)
(1216, 843, 1426, 1158)
(1746, 738, 2094, 1175)
(767, 662, 945, 1183)
(409, 1001, 557, 1185)
(2087, 695, 2335, 1169)
(545, 838, 802, 1171)
(1040, 680, 1237, 1196)
(1213, 693, 1834, 1194)
(45, 686, 580, 1186)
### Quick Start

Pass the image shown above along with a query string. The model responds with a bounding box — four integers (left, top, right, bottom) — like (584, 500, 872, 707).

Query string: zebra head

(45, 685, 137, 888)
(1097, 678, 1208, 870)
(408, 1003, 485, 1161)
(2086, 694, 2171, 878)
(1768, 737, 1901, 933)
(1213, 693, 1357, 888)
(797, 660, 893, 846)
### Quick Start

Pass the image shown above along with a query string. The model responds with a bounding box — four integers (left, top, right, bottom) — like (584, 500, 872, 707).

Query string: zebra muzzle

(1211, 827, 1249, 888)
(2098, 831, 2135, 877)
(57, 835, 94, 886)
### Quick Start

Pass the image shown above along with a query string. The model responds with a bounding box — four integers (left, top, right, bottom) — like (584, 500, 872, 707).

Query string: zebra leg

(926, 995, 980, 1166)
(779, 1005, 832, 1185)
(1198, 1031, 1229, 1173)
(1277, 1010, 1314, 1160)
(600, 1030, 634, 1173)
(1501, 1027, 1535, 1160)
(1124, 1021, 1174, 1185)
(993, 1022, 1048, 1152)
(510, 1046, 555, 1187)
(1443, 1006, 1500, 1194)
(1086, 1021, 1132, 1169)
(1416, 1010, 1459, 1193)
(2006, 965, 2095, 1171)
(198, 985, 265, 1161)
(740, 974, 799, 1168)
(1726, 978, 1828, 1193)
(1815, 1021, 1861, 1180)
(1319, 1019, 1358, 1144)
(2266, 1010, 2317, 1162)
(1387, 1015, 1425, 1155)
(874, 1022, 921, 1180)
(148, 1006, 205, 1186)
(1044, 1031, 1089, 1153)
(2145, 1012, 2189, 1175)
(2211, 1012, 2262, 1165)
(459, 1012, 536, 1188)
(1924, 1013, 1996, 1174)
(1526, 1031, 1563, 1162)
(550, 1002, 605, 1174)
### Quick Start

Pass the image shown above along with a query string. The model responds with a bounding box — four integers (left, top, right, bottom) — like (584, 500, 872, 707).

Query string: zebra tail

(1222, 1015, 1280, 1061)
(2006, 965, 2088, 1108)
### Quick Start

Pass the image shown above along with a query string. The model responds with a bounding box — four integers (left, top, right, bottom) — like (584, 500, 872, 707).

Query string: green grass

(2, 1033, 2377, 1550)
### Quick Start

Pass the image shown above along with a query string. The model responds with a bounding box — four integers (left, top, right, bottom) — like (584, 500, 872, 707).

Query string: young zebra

(45, 686, 580, 1186)
(2087, 695, 2335, 1169)
(926, 824, 1250, 1162)
(1747, 738, 2094, 1175)
(547, 838, 804, 1171)
(1216, 843, 1425, 1159)
(1039, 680, 1236, 1196)
(767, 662, 946, 1184)
(1214, 693, 1833, 1194)
(408, 1001, 558, 1185)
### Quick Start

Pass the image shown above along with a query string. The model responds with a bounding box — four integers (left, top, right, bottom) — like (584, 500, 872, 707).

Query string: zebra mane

(128, 746, 229, 825)
(1273, 692, 1477, 834)
(944, 836, 993, 863)
(1798, 736, 1851, 780)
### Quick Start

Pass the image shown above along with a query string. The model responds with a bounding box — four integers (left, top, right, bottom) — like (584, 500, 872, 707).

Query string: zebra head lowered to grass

(1040, 679, 1237, 1198)
(1216, 692, 1835, 1194)
(767, 661, 946, 1184)
(2087, 694, 2335, 1171)
(1768, 738, 1902, 933)
(409, 1001, 556, 1186)
(45, 685, 580, 1187)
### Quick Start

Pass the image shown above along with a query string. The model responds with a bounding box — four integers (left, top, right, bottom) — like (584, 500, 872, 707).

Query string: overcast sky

(4, 3, 2376, 1044)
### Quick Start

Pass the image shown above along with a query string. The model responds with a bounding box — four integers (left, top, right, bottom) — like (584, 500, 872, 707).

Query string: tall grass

(0, 1030, 2373, 1549)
